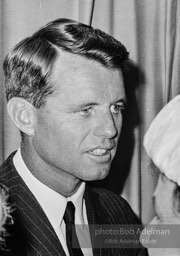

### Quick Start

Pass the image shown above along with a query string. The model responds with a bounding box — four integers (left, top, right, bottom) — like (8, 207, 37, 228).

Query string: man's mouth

(89, 149, 110, 156)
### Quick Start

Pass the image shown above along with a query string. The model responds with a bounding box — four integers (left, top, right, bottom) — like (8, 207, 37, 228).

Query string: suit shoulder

(0, 152, 17, 183)
(88, 186, 140, 224)
(91, 186, 130, 207)
(0, 152, 16, 170)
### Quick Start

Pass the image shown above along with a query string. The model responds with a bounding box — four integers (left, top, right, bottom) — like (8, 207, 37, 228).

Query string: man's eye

(77, 107, 92, 116)
(110, 104, 124, 114)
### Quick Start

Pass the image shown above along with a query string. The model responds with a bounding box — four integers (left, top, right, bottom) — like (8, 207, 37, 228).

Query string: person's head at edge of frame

(3, 18, 130, 197)
(143, 95, 180, 225)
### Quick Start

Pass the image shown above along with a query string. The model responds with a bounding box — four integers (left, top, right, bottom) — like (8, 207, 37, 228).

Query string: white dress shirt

(13, 148, 93, 256)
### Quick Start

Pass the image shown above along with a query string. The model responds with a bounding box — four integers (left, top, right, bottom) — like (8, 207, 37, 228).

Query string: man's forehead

(54, 50, 92, 72)
(52, 50, 123, 85)
(49, 52, 125, 105)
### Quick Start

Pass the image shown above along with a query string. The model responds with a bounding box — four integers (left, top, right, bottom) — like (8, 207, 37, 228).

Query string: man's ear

(7, 97, 37, 136)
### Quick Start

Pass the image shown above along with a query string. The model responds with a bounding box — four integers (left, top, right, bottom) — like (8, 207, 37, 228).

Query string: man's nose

(93, 112, 119, 138)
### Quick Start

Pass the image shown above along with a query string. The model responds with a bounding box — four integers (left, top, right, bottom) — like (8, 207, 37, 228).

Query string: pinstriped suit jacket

(0, 152, 148, 256)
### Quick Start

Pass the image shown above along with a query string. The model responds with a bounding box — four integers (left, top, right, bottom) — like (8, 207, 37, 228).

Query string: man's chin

(81, 167, 110, 182)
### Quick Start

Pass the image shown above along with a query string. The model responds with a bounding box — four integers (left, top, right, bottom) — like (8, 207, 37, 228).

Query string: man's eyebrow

(68, 102, 99, 109)
(70, 98, 126, 108)
(67, 96, 127, 109)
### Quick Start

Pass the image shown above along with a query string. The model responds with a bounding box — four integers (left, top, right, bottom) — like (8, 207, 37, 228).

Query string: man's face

(32, 53, 125, 182)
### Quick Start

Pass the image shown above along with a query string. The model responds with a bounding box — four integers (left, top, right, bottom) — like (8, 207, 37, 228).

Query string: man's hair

(3, 18, 129, 108)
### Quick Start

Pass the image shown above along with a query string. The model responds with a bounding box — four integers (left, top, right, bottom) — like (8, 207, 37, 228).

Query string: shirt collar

(13, 148, 85, 230)
(68, 182, 85, 224)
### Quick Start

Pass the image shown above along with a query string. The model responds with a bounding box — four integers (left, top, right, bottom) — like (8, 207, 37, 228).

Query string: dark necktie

(64, 201, 84, 256)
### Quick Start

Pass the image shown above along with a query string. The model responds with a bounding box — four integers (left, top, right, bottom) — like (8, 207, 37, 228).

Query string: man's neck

(20, 142, 82, 197)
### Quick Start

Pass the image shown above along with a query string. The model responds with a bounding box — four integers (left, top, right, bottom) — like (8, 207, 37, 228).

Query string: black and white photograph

(0, 0, 180, 255)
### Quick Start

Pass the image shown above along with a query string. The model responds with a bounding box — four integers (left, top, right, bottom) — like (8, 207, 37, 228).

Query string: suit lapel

(84, 186, 131, 256)
(1, 153, 66, 256)
(84, 186, 102, 256)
